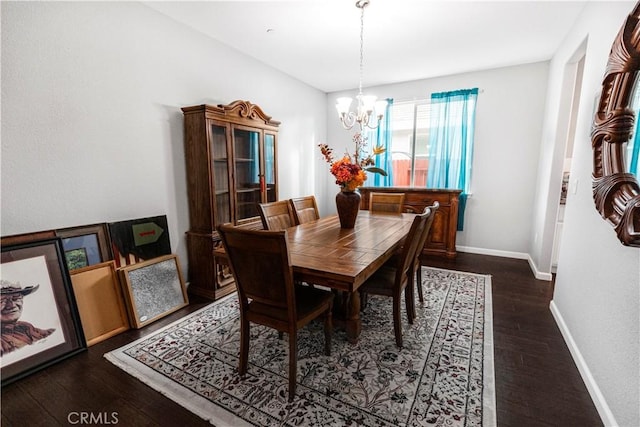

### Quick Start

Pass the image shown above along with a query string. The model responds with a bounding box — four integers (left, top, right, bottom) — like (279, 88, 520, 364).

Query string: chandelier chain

(359, 2, 364, 96)
(336, 0, 382, 132)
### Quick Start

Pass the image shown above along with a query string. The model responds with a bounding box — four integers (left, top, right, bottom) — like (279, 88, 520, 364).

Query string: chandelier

(336, 0, 386, 132)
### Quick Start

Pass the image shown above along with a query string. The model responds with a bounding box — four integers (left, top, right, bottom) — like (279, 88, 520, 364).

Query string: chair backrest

(217, 224, 295, 315)
(289, 195, 320, 225)
(412, 202, 439, 268)
(394, 210, 430, 287)
(369, 192, 406, 214)
(258, 200, 296, 231)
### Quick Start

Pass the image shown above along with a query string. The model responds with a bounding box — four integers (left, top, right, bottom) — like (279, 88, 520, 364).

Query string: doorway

(552, 47, 586, 272)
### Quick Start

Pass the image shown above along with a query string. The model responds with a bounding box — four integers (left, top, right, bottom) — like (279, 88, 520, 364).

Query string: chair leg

(406, 271, 417, 324)
(417, 260, 424, 303)
(393, 292, 403, 348)
(239, 317, 250, 377)
(288, 331, 297, 402)
(405, 283, 415, 325)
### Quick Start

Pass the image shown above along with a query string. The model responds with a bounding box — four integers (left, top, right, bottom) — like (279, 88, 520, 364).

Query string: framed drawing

(1, 238, 86, 386)
(56, 223, 112, 272)
(70, 261, 129, 346)
(108, 216, 171, 268)
(119, 254, 188, 329)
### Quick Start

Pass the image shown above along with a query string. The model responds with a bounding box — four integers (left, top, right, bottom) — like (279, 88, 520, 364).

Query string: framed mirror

(591, 2, 640, 246)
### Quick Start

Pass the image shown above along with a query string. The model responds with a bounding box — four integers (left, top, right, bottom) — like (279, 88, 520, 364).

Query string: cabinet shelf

(236, 187, 260, 193)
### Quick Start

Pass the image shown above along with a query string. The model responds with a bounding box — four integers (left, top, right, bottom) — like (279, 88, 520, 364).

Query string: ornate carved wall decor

(591, 2, 640, 246)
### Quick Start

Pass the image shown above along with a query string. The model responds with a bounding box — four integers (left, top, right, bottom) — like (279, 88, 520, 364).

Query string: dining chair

(369, 192, 406, 214)
(414, 202, 439, 304)
(258, 200, 296, 231)
(358, 208, 431, 347)
(289, 195, 320, 225)
(217, 224, 334, 402)
(379, 202, 440, 312)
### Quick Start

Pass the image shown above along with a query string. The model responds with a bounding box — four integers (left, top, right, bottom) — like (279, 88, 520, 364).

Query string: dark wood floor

(428, 254, 602, 427)
(1, 253, 602, 426)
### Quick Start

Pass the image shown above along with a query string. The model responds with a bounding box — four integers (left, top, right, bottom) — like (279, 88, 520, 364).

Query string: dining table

(213, 210, 416, 344)
(285, 210, 416, 343)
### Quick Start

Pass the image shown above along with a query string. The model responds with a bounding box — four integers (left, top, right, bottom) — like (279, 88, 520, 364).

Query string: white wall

(324, 63, 549, 256)
(543, 2, 639, 426)
(4, 2, 639, 423)
(1, 1, 327, 274)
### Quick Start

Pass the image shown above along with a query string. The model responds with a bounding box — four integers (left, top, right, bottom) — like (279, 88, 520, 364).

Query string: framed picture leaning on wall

(1, 238, 86, 386)
(108, 215, 171, 268)
(56, 223, 112, 272)
(70, 261, 129, 346)
(118, 254, 188, 329)
(1, 230, 56, 247)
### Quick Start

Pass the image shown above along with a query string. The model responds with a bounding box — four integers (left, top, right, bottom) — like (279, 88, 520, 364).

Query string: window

(388, 100, 431, 187)
(379, 88, 478, 194)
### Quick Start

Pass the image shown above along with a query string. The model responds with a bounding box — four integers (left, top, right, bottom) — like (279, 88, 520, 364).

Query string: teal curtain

(365, 98, 394, 187)
(630, 112, 640, 176)
(427, 88, 478, 230)
(373, 98, 394, 186)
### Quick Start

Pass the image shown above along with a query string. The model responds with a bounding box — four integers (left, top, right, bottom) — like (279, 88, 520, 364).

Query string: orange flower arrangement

(319, 133, 387, 192)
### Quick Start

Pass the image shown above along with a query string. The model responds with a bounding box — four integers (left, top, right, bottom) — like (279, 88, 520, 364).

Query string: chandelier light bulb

(360, 95, 377, 114)
(374, 100, 387, 118)
(336, 97, 354, 116)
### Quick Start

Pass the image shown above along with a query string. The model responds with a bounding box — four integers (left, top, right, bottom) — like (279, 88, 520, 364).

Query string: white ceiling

(143, 0, 591, 93)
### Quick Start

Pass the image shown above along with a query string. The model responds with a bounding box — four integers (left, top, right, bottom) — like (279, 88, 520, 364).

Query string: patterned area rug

(105, 267, 496, 426)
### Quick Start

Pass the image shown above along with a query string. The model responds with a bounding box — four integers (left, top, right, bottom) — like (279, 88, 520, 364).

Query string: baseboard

(456, 246, 553, 281)
(457, 245, 529, 260)
(549, 301, 618, 427)
(527, 255, 553, 281)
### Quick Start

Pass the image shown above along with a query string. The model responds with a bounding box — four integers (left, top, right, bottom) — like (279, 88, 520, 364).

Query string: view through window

(386, 92, 477, 193)
(389, 100, 431, 187)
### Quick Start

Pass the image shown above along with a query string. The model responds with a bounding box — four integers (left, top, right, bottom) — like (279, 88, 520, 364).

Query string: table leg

(346, 291, 362, 344)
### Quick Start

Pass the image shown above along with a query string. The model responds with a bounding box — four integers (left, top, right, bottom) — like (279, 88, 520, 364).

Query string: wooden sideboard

(359, 187, 461, 259)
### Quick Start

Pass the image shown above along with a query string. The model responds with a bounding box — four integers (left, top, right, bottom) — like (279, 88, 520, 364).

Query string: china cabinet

(182, 100, 279, 299)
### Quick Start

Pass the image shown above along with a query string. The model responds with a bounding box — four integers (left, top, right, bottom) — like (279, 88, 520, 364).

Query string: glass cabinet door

(211, 123, 231, 226)
(264, 133, 277, 203)
(233, 127, 261, 221)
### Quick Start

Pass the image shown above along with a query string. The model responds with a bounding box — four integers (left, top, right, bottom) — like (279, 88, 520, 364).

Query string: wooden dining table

(286, 211, 416, 343)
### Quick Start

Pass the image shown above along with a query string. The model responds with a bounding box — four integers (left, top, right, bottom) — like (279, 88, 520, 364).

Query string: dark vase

(336, 190, 361, 228)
